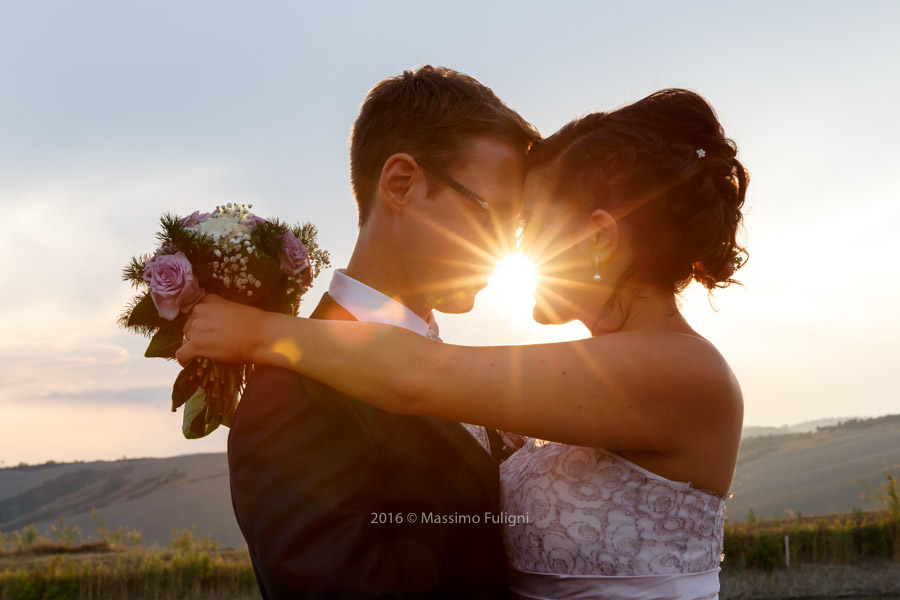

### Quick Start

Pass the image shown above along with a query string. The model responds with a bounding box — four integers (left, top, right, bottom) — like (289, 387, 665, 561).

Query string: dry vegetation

(0, 513, 258, 600)
(724, 473, 899, 571)
(1, 474, 897, 599)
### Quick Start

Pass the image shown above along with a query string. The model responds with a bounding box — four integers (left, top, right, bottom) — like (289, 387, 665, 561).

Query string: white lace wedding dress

(499, 438, 728, 600)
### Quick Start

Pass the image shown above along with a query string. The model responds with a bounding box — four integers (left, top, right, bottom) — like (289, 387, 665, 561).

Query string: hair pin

(696, 148, 706, 158)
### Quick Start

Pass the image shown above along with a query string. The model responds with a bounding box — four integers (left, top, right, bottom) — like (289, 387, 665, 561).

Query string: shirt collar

(327, 269, 439, 338)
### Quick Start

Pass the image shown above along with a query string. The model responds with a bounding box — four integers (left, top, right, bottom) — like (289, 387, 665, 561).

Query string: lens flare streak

(483, 255, 538, 321)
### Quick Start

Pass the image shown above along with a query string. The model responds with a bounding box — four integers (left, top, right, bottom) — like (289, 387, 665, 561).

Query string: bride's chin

(532, 288, 565, 325)
(532, 303, 566, 326)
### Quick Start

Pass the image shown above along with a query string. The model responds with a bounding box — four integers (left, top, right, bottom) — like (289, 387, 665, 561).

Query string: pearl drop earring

(593, 255, 602, 282)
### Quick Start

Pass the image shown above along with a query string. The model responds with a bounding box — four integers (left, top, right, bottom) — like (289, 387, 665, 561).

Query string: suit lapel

(310, 292, 500, 507)
(419, 416, 501, 508)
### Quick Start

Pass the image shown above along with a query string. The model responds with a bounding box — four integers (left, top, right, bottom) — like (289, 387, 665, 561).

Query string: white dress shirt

(326, 269, 490, 452)
(327, 269, 440, 339)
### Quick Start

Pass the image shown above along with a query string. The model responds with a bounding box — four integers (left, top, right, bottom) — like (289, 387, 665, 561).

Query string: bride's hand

(176, 294, 266, 367)
(500, 431, 526, 451)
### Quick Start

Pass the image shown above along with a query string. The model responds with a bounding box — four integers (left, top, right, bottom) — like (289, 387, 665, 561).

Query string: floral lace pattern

(500, 439, 727, 576)
(462, 423, 491, 453)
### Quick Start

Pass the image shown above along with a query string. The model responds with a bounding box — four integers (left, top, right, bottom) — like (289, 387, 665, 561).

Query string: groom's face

(399, 136, 526, 313)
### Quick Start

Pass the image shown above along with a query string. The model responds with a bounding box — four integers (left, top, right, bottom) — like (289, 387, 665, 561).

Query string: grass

(1, 549, 258, 600)
(0, 517, 258, 600)
(0, 472, 897, 598)
(723, 472, 900, 571)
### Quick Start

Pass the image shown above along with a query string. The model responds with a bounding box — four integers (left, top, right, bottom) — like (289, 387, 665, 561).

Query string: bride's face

(521, 169, 611, 326)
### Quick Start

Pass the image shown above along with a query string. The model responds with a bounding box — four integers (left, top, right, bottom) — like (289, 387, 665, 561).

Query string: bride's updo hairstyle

(529, 89, 748, 297)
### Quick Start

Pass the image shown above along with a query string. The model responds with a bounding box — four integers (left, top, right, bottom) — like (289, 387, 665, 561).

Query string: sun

(481, 254, 538, 320)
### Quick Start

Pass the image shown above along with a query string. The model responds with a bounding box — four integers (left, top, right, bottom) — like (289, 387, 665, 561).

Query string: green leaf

(222, 404, 235, 428)
(182, 387, 220, 439)
(127, 294, 158, 327)
(145, 328, 183, 359)
(127, 293, 187, 329)
(172, 362, 200, 411)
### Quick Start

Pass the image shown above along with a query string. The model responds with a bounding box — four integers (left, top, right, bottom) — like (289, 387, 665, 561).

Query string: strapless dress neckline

(499, 439, 729, 599)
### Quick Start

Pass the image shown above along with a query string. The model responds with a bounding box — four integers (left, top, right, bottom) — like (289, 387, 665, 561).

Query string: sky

(1, 1, 898, 465)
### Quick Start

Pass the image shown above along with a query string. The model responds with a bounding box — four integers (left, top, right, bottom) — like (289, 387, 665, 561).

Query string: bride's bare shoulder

(586, 329, 742, 406)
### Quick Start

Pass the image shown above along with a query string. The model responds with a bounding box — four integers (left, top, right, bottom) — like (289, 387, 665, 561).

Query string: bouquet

(119, 203, 330, 438)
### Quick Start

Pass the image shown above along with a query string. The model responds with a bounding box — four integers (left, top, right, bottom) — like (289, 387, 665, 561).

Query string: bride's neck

(586, 285, 680, 336)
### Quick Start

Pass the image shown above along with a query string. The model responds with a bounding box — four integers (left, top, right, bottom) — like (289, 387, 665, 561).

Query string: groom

(228, 66, 538, 599)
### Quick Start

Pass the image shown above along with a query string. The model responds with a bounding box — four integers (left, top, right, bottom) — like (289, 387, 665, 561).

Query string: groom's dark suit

(228, 293, 508, 599)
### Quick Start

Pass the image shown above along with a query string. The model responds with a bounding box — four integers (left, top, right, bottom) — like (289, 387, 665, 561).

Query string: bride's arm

(177, 295, 738, 451)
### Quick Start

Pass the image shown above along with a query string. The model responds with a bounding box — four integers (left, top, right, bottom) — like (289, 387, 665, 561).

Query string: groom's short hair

(350, 65, 539, 226)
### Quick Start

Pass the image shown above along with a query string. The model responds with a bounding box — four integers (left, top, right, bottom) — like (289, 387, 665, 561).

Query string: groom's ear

(378, 153, 422, 215)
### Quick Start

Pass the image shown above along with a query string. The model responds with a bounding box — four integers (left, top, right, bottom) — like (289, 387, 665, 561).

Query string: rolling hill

(728, 414, 900, 521)
(2, 415, 898, 545)
(0, 453, 242, 547)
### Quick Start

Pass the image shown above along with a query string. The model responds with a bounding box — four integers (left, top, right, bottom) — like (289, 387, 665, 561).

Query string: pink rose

(143, 252, 205, 320)
(180, 211, 211, 228)
(300, 263, 314, 290)
(280, 231, 311, 284)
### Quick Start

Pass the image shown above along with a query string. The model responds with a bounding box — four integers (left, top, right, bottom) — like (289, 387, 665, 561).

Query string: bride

(178, 88, 747, 599)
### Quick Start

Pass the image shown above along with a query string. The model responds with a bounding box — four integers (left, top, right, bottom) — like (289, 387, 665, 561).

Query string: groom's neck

(343, 230, 432, 321)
